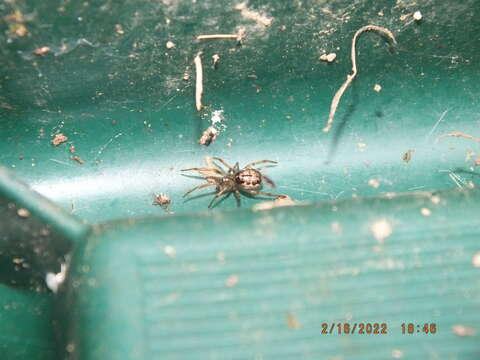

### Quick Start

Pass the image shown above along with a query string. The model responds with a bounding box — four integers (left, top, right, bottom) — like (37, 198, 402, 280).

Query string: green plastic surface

(0, 0, 479, 359)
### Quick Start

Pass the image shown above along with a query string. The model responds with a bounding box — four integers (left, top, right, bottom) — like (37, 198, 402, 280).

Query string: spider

(181, 157, 283, 208)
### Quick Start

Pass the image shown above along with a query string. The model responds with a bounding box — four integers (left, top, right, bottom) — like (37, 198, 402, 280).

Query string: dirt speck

(71, 156, 85, 164)
(287, 313, 301, 330)
(17, 208, 30, 218)
(115, 24, 125, 35)
(452, 325, 476, 337)
(402, 149, 414, 163)
(391, 349, 403, 359)
(420, 207, 431, 216)
(33, 46, 51, 56)
(164, 245, 176, 258)
(371, 219, 392, 243)
(430, 195, 441, 204)
(253, 195, 296, 211)
(51, 133, 68, 146)
(69, 145, 76, 153)
(153, 193, 172, 213)
(320, 52, 337, 63)
(373, 84, 382, 92)
(368, 179, 380, 188)
(331, 221, 342, 234)
(166, 41, 175, 49)
(472, 252, 480, 268)
(225, 274, 239, 287)
(413, 11, 423, 21)
(357, 142, 367, 151)
(475, 157, 480, 166)
(198, 127, 218, 146)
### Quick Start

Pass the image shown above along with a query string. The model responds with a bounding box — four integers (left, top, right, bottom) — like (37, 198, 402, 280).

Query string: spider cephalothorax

(182, 157, 282, 208)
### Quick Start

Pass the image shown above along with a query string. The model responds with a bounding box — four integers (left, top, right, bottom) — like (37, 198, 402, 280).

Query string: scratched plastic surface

(0, 0, 479, 359)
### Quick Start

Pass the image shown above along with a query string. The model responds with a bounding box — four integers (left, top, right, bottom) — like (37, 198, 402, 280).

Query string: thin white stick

(194, 52, 203, 111)
(323, 25, 397, 133)
(197, 34, 239, 40)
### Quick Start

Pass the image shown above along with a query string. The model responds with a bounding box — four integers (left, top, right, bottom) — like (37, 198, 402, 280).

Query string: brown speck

(69, 145, 76, 153)
(402, 149, 414, 163)
(33, 46, 51, 56)
(115, 24, 124, 35)
(153, 193, 172, 213)
(4, 11, 24, 23)
(287, 313, 301, 330)
(12, 258, 24, 264)
(51, 133, 68, 146)
(71, 156, 85, 164)
(198, 127, 218, 146)
(17, 208, 30, 218)
(371, 219, 392, 243)
(475, 157, 480, 166)
(452, 325, 476, 337)
(225, 274, 239, 287)
(420, 207, 431, 216)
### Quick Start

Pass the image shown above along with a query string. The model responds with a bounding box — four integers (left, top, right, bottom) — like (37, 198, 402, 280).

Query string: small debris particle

(198, 127, 218, 146)
(166, 41, 175, 49)
(17, 208, 30, 218)
(253, 195, 296, 211)
(115, 24, 124, 35)
(378, 10, 384, 17)
(69, 145, 76, 153)
(194, 52, 204, 111)
(51, 133, 68, 146)
(4, 11, 24, 23)
(182, 69, 189, 81)
(331, 221, 342, 234)
(357, 142, 367, 151)
(413, 11, 423, 21)
(430, 195, 441, 204)
(280, 24, 287, 31)
(399, 14, 409, 21)
(71, 156, 85, 164)
(472, 252, 480, 268)
(371, 219, 393, 243)
(402, 149, 414, 163)
(164, 245, 176, 258)
(452, 325, 476, 337)
(320, 53, 337, 63)
(153, 193, 172, 213)
(368, 179, 380, 188)
(465, 151, 475, 162)
(373, 84, 382, 92)
(225, 274, 239, 287)
(33, 46, 51, 56)
(212, 54, 220, 68)
(10, 23, 28, 37)
(420, 207, 431, 216)
(287, 313, 301, 330)
(12, 258, 24, 264)
(440, 132, 480, 143)
(235, 2, 273, 27)
(475, 157, 480, 166)
(391, 349, 403, 359)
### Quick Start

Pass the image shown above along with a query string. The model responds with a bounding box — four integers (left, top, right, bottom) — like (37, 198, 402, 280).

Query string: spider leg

(183, 182, 216, 197)
(261, 174, 276, 188)
(234, 190, 241, 207)
(208, 188, 230, 208)
(248, 190, 281, 198)
(212, 157, 234, 172)
(181, 167, 224, 175)
(244, 160, 277, 168)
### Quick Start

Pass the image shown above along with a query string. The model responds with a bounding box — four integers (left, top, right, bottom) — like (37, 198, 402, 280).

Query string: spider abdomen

(235, 168, 262, 190)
